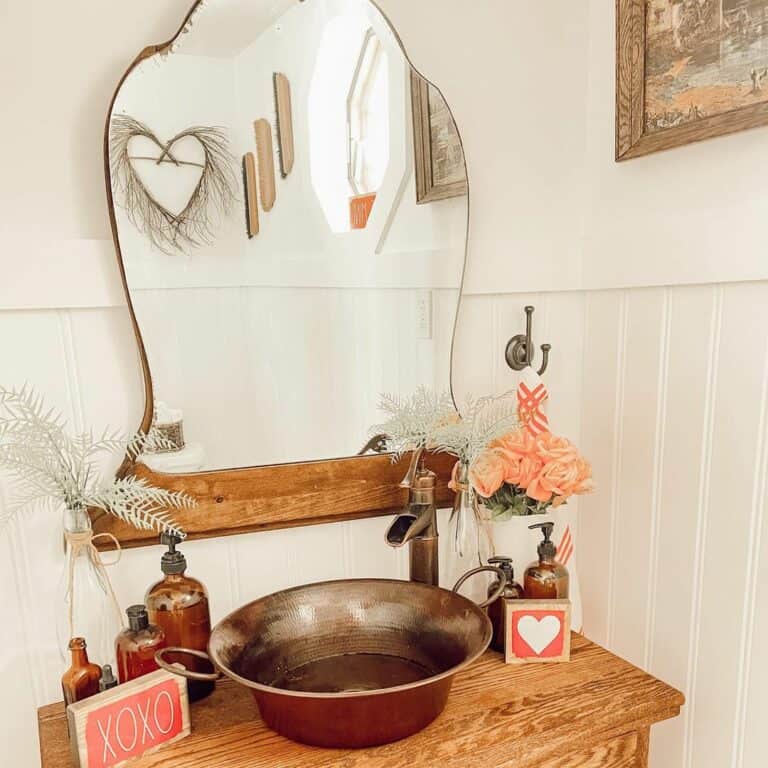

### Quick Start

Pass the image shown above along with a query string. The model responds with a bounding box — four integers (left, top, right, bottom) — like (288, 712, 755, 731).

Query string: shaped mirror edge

(103, 0, 469, 485)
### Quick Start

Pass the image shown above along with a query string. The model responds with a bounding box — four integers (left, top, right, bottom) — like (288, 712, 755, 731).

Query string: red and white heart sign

(505, 600, 571, 664)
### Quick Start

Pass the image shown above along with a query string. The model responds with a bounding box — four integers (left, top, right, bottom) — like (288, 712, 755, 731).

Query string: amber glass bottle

(115, 605, 166, 684)
(486, 557, 524, 653)
(61, 637, 102, 706)
(145, 534, 213, 701)
(524, 522, 569, 600)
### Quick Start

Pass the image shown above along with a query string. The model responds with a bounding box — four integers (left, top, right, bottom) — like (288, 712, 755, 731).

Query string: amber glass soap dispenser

(524, 522, 569, 599)
(115, 605, 166, 684)
(145, 533, 213, 700)
(486, 557, 524, 653)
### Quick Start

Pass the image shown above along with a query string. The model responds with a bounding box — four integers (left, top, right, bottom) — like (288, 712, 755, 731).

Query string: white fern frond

(85, 478, 193, 539)
(372, 388, 456, 458)
(0, 384, 190, 536)
(125, 429, 178, 458)
(8, 484, 59, 518)
(432, 391, 520, 466)
(71, 427, 128, 459)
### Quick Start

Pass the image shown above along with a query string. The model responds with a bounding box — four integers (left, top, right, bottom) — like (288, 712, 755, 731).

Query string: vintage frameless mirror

(108, 0, 468, 473)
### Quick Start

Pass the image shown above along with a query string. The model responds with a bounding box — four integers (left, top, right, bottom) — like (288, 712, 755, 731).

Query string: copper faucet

(385, 447, 439, 586)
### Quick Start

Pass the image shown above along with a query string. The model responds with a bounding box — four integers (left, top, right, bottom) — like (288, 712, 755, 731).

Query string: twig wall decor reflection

(110, 115, 237, 254)
(242, 152, 259, 238)
(273, 73, 295, 178)
(253, 119, 276, 212)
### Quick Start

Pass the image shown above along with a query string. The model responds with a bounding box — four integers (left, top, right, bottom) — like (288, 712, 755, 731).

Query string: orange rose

(573, 457, 594, 494)
(498, 450, 543, 491)
(469, 450, 506, 498)
(528, 463, 573, 503)
(534, 432, 579, 463)
(515, 454, 544, 490)
(491, 428, 536, 457)
(527, 451, 594, 504)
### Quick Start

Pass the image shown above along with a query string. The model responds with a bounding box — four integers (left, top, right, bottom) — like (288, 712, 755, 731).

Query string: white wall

(582, 1, 768, 290)
(574, 3, 768, 767)
(3, 2, 768, 768)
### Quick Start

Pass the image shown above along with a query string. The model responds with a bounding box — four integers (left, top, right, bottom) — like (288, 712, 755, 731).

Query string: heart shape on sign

(110, 115, 237, 255)
(517, 615, 562, 655)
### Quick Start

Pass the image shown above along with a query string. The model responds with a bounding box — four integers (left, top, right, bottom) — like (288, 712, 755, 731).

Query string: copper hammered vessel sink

(157, 579, 492, 748)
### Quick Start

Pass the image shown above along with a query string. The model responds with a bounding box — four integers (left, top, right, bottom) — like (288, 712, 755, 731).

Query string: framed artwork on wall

(411, 71, 468, 203)
(617, 0, 768, 160)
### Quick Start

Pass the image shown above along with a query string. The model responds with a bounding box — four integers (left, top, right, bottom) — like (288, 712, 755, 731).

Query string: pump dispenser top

(523, 521, 569, 600)
(530, 522, 557, 560)
(160, 532, 187, 575)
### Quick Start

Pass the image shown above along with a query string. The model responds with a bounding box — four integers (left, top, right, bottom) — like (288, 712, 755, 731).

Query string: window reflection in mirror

(108, 0, 468, 473)
(310, 18, 389, 232)
(348, 29, 389, 229)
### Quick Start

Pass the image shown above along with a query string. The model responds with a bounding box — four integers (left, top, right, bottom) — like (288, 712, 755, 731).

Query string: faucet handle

(399, 446, 425, 488)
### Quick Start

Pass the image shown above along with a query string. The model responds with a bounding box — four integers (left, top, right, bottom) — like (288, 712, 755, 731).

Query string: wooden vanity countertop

(38, 633, 684, 768)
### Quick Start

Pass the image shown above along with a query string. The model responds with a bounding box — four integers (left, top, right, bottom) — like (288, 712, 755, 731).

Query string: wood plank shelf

(93, 451, 457, 550)
(38, 635, 684, 768)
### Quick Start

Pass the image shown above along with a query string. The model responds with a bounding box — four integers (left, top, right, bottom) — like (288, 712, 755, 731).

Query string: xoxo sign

(67, 670, 190, 768)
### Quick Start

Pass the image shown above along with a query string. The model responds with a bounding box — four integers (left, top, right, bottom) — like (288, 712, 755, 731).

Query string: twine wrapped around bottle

(64, 531, 124, 641)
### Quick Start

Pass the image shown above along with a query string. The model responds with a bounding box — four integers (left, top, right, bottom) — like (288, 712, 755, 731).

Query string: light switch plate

(416, 290, 433, 339)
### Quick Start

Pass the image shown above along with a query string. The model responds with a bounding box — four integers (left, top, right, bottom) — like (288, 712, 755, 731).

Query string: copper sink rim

(207, 578, 492, 700)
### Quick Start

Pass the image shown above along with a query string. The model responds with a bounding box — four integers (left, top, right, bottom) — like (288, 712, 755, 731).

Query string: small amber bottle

(115, 605, 166, 684)
(486, 557, 524, 653)
(524, 522, 569, 599)
(146, 534, 214, 701)
(61, 637, 102, 706)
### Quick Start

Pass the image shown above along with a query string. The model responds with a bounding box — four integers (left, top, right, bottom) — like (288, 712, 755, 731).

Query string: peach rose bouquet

(469, 428, 593, 519)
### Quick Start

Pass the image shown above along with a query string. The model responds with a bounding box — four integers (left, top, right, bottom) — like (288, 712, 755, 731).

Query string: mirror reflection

(109, 0, 468, 472)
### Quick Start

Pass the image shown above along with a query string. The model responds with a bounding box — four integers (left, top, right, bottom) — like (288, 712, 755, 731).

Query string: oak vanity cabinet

(39, 635, 683, 768)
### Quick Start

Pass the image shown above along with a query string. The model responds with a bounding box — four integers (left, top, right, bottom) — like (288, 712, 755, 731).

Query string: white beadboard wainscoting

(3, 283, 768, 766)
(4, 281, 768, 766)
(578, 283, 768, 768)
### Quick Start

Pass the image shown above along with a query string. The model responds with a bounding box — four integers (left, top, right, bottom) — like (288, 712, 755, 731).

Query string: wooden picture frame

(617, 0, 768, 161)
(411, 71, 468, 203)
(504, 600, 571, 665)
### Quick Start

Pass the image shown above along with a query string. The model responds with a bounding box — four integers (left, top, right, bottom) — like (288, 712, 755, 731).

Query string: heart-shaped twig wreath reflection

(110, 115, 237, 255)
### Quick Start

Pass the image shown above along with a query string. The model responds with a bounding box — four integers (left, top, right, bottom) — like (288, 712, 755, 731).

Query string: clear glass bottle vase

(55, 505, 121, 669)
(444, 463, 494, 604)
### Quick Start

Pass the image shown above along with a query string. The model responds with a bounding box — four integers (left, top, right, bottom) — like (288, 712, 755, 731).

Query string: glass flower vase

(55, 505, 122, 669)
(443, 463, 494, 604)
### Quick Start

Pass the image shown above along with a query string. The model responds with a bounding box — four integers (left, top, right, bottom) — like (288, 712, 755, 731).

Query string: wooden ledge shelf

(92, 451, 457, 550)
(39, 634, 683, 768)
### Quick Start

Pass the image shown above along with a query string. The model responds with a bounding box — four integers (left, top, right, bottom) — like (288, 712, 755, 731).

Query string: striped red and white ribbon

(516, 367, 549, 437)
(557, 525, 574, 568)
